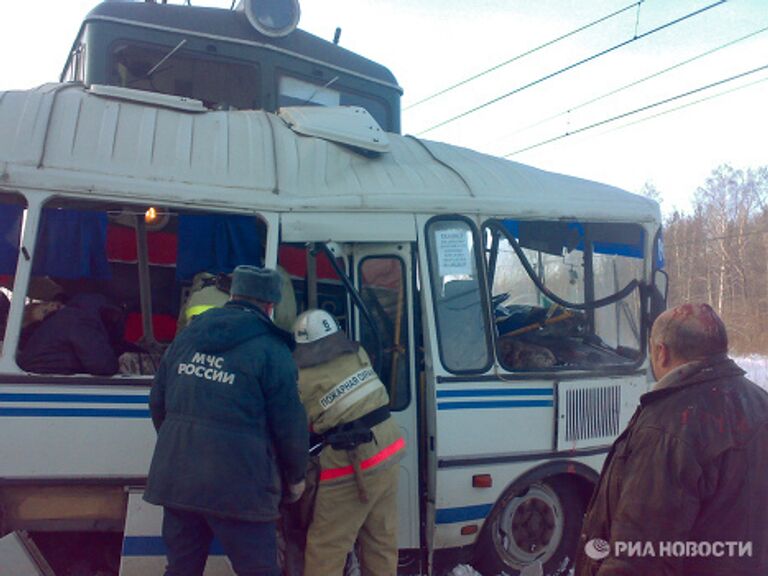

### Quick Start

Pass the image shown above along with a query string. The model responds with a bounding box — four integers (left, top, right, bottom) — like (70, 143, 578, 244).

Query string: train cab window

(63, 41, 86, 84)
(277, 73, 391, 132)
(426, 218, 492, 374)
(278, 76, 341, 108)
(359, 256, 410, 411)
(15, 199, 266, 377)
(0, 193, 27, 354)
(484, 219, 645, 371)
(109, 42, 261, 110)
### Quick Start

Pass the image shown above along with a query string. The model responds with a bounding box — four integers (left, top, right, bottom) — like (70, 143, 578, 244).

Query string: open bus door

(349, 243, 422, 574)
(278, 238, 424, 573)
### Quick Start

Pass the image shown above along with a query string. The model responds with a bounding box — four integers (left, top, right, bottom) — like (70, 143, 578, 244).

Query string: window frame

(357, 253, 411, 412)
(424, 215, 493, 376)
(107, 38, 263, 110)
(275, 69, 393, 132)
(1, 193, 271, 382)
(483, 217, 649, 374)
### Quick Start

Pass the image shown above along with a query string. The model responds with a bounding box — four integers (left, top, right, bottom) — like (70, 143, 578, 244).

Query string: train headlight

(241, 0, 301, 38)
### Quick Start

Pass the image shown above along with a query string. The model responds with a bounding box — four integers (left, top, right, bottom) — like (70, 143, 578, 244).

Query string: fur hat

(230, 265, 282, 304)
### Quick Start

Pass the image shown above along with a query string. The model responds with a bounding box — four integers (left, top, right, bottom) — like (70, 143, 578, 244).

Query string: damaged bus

(0, 1, 665, 574)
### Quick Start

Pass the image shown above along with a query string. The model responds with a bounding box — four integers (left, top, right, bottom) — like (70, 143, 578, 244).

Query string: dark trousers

(162, 506, 280, 576)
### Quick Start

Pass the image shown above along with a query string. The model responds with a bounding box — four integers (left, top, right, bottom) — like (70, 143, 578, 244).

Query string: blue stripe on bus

(122, 536, 225, 556)
(435, 503, 494, 524)
(436, 388, 552, 398)
(0, 408, 150, 418)
(437, 400, 553, 410)
(0, 393, 148, 403)
(0, 393, 150, 417)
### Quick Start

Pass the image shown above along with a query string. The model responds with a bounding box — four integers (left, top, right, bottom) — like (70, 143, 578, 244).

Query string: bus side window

(359, 256, 410, 411)
(14, 204, 124, 376)
(14, 200, 267, 377)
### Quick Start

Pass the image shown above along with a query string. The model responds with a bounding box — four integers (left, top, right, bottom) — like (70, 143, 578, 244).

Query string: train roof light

(240, 0, 301, 38)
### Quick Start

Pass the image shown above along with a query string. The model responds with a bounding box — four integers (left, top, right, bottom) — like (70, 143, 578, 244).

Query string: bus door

(351, 243, 422, 572)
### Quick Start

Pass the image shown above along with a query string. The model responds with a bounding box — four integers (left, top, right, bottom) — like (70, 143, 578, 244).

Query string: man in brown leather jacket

(575, 303, 768, 576)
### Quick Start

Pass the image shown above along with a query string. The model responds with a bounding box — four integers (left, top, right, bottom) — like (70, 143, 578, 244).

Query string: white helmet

(293, 309, 339, 344)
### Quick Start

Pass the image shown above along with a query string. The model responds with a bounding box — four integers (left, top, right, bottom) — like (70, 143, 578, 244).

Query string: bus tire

(474, 477, 586, 576)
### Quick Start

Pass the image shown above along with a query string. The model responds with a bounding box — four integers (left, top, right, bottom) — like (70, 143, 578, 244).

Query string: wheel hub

(493, 483, 564, 568)
(511, 496, 556, 552)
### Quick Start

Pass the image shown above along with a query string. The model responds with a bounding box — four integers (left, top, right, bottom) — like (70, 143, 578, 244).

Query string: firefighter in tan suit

(178, 267, 296, 333)
(292, 309, 404, 576)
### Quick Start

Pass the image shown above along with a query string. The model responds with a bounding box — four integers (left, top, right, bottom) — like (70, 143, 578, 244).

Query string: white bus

(0, 2, 665, 575)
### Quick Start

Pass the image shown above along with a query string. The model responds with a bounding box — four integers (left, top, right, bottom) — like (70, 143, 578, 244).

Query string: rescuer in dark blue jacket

(145, 265, 308, 576)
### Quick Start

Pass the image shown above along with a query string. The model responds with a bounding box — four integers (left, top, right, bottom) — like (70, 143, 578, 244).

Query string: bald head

(651, 303, 728, 364)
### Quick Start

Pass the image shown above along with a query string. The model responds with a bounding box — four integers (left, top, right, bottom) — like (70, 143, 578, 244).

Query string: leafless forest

(648, 164, 768, 355)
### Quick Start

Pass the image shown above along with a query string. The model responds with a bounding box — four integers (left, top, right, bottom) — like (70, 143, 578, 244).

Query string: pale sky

(2, 0, 767, 214)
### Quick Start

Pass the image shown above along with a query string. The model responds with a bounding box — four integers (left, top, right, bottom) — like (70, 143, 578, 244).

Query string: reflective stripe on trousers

(318, 437, 405, 482)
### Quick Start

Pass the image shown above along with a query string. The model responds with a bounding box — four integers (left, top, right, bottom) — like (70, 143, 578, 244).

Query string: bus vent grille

(564, 385, 621, 442)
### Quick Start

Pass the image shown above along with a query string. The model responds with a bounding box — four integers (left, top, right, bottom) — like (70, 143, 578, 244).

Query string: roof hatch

(278, 105, 390, 154)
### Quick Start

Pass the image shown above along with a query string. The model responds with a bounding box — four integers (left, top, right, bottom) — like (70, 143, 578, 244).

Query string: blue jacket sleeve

(260, 342, 309, 484)
(149, 356, 169, 432)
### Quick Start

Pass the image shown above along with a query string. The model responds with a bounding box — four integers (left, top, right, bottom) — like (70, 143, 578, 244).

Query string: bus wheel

(474, 478, 585, 575)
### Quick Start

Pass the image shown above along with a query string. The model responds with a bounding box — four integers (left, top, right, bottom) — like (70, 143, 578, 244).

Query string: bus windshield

(484, 218, 646, 371)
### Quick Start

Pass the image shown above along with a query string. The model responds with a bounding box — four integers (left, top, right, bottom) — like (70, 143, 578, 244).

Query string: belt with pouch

(310, 405, 391, 453)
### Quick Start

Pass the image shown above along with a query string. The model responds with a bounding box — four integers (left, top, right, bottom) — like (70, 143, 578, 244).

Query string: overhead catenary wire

(497, 24, 768, 141)
(603, 74, 768, 135)
(416, 0, 727, 136)
(403, 0, 643, 111)
(503, 62, 768, 157)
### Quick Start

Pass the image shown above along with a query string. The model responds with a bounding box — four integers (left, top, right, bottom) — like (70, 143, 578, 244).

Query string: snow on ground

(446, 562, 569, 576)
(734, 356, 768, 391)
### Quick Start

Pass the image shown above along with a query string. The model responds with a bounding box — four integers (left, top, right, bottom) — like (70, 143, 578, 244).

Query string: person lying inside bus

(17, 292, 125, 376)
(19, 299, 66, 348)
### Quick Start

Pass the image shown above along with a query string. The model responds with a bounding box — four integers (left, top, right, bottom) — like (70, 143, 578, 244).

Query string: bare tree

(662, 164, 768, 354)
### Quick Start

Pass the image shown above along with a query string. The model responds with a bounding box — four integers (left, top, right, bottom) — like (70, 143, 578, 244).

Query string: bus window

(110, 42, 261, 110)
(15, 199, 266, 377)
(485, 219, 645, 371)
(359, 256, 409, 411)
(426, 217, 492, 374)
(279, 244, 349, 332)
(0, 193, 27, 354)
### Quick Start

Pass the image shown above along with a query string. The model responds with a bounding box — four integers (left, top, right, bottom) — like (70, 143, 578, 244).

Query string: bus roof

(0, 84, 659, 224)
